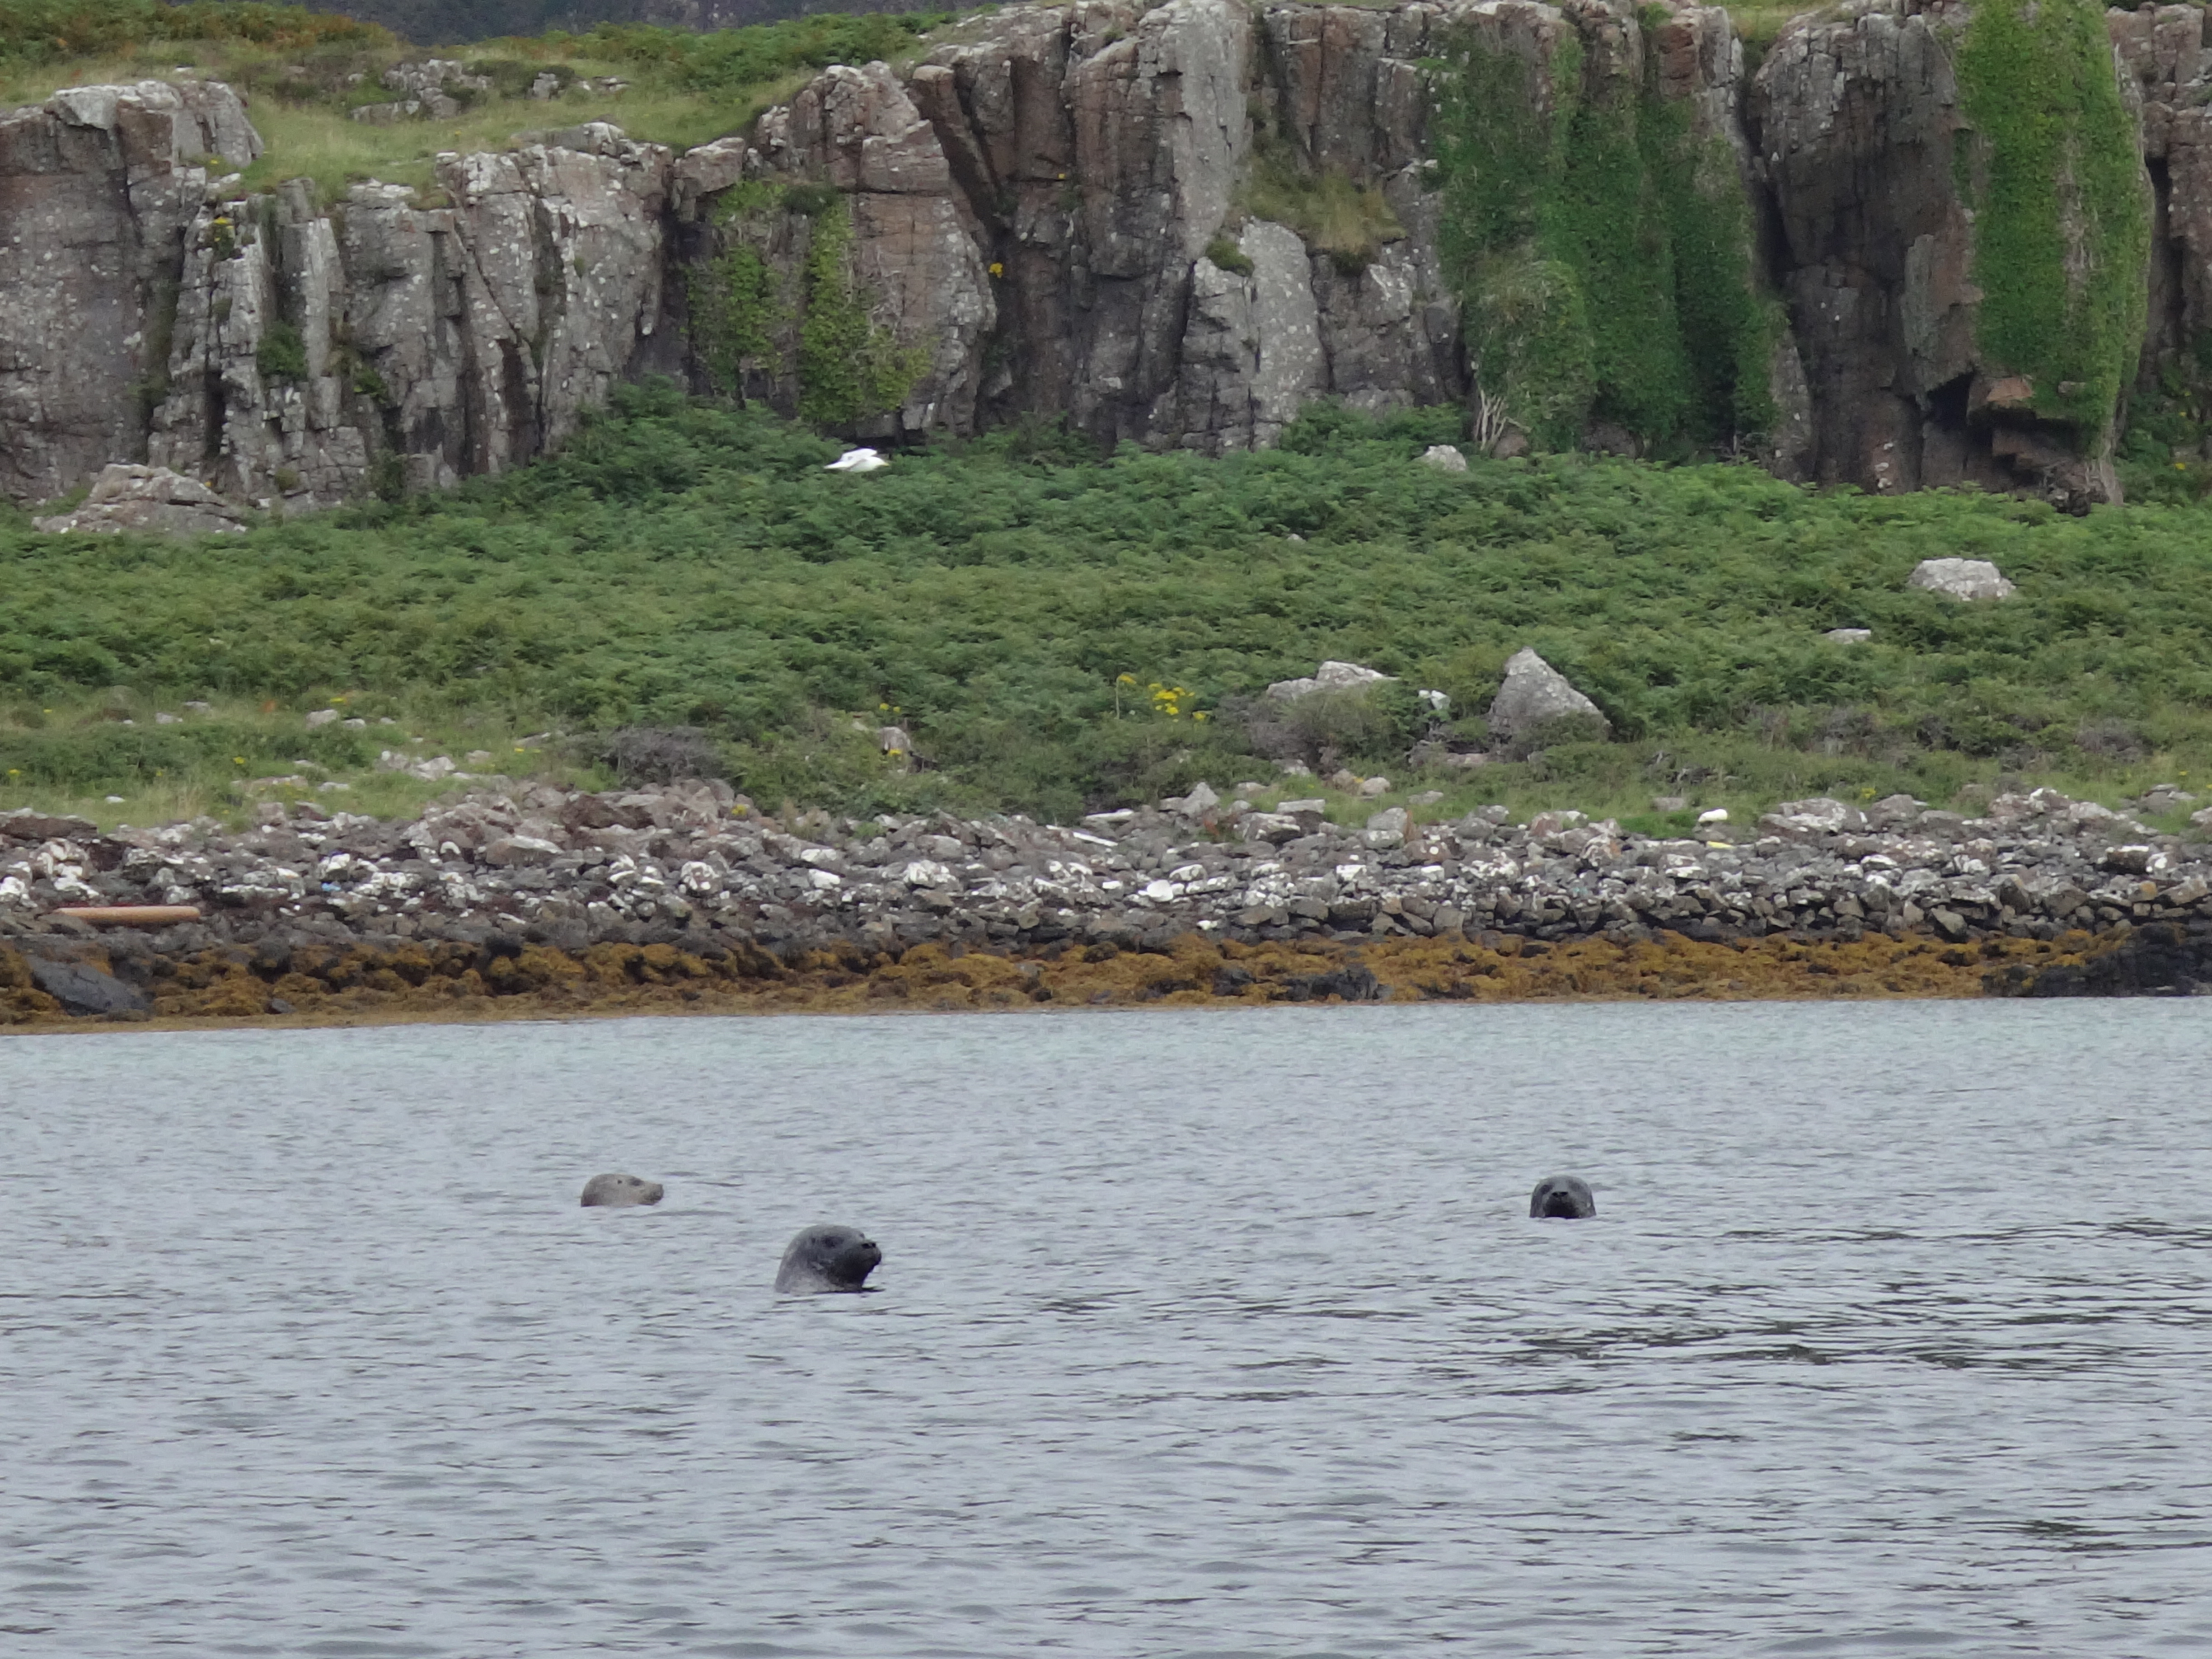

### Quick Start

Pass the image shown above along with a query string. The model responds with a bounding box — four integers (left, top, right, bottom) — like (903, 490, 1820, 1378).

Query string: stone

(305, 708, 340, 727)
(1824, 628, 1872, 643)
(1758, 797, 1866, 839)
(1177, 782, 1221, 815)
(1365, 806, 1408, 836)
(1908, 558, 2016, 602)
(26, 953, 150, 1016)
(1419, 444, 1469, 473)
(2100, 844, 2162, 876)
(2133, 784, 2196, 814)
(1358, 777, 1390, 797)
(0, 809, 100, 841)
(1265, 660, 1395, 702)
(1651, 796, 1689, 813)
(1241, 812, 1303, 844)
(481, 835, 565, 867)
(1486, 648, 1611, 745)
(32, 464, 249, 537)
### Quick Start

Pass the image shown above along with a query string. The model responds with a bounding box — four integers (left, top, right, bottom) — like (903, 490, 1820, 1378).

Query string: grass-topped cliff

(6, 383, 2212, 835)
(0, 0, 951, 197)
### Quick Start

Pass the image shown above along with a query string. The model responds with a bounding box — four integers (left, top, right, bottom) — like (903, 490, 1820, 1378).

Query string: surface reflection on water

(5, 1001, 2211, 1657)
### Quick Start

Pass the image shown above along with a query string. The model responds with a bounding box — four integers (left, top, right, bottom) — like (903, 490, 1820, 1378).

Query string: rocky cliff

(2, 0, 2203, 513)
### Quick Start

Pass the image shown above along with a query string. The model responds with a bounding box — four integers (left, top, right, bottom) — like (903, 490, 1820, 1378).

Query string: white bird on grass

(825, 447, 889, 473)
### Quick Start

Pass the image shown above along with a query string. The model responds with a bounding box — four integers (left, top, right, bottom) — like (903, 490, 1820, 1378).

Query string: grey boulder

(1486, 649, 1610, 745)
(1265, 660, 1395, 702)
(27, 956, 150, 1016)
(33, 464, 250, 537)
(1908, 558, 2015, 601)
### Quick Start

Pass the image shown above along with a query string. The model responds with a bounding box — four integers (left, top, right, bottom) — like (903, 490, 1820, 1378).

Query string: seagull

(825, 447, 889, 473)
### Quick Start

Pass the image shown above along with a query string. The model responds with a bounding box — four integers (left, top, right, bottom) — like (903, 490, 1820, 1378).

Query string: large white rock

(1265, 660, 1395, 701)
(1486, 648, 1610, 743)
(32, 464, 249, 537)
(1908, 558, 2015, 601)
(1757, 796, 1866, 838)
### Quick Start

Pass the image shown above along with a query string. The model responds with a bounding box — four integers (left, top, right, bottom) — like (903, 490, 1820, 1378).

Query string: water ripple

(4, 1000, 2211, 1656)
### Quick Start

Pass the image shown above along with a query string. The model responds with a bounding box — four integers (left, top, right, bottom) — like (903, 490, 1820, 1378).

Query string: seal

(1529, 1175, 1596, 1219)
(775, 1223, 882, 1293)
(581, 1172, 665, 1208)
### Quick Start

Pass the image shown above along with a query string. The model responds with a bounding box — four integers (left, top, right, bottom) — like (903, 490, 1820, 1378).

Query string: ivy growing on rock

(1954, 0, 2151, 447)
(684, 183, 928, 430)
(794, 197, 929, 429)
(1429, 14, 1774, 454)
(686, 182, 783, 402)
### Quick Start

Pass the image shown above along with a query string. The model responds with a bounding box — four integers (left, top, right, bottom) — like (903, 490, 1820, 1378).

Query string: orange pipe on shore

(52, 905, 203, 927)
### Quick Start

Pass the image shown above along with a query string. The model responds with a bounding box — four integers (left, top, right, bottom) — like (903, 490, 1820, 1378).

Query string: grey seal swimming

(581, 1172, 665, 1208)
(775, 1223, 882, 1293)
(1529, 1175, 1595, 1219)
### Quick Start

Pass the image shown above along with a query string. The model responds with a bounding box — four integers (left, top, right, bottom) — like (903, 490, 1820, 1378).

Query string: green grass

(8, 382, 2212, 830)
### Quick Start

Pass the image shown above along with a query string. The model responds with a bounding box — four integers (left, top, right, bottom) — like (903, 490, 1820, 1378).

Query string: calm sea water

(4, 1003, 2210, 1658)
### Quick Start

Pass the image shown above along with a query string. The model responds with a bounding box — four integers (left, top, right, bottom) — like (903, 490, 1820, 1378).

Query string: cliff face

(0, 0, 2196, 514)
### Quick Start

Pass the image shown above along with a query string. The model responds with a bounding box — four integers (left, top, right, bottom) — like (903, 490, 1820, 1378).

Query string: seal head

(775, 1223, 882, 1293)
(581, 1172, 665, 1208)
(1529, 1175, 1596, 1219)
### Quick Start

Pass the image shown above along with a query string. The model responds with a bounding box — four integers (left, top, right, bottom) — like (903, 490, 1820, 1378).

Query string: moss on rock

(1954, 0, 2151, 445)
(1430, 11, 1775, 455)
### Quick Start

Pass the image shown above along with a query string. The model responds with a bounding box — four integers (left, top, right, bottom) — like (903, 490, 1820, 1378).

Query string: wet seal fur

(1529, 1175, 1596, 1219)
(581, 1172, 665, 1208)
(775, 1223, 882, 1293)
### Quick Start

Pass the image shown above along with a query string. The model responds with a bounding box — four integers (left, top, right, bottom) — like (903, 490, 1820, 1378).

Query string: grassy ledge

(0, 1, 955, 200)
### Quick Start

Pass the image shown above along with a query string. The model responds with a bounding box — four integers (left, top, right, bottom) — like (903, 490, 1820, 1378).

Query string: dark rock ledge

(4, 783, 2209, 1024)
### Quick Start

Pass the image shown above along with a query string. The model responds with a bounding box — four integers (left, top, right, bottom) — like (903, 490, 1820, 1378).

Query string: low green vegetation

(7, 382, 2212, 834)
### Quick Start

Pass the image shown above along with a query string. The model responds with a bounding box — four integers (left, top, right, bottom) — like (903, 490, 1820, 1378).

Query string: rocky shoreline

(7, 780, 2212, 1026)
